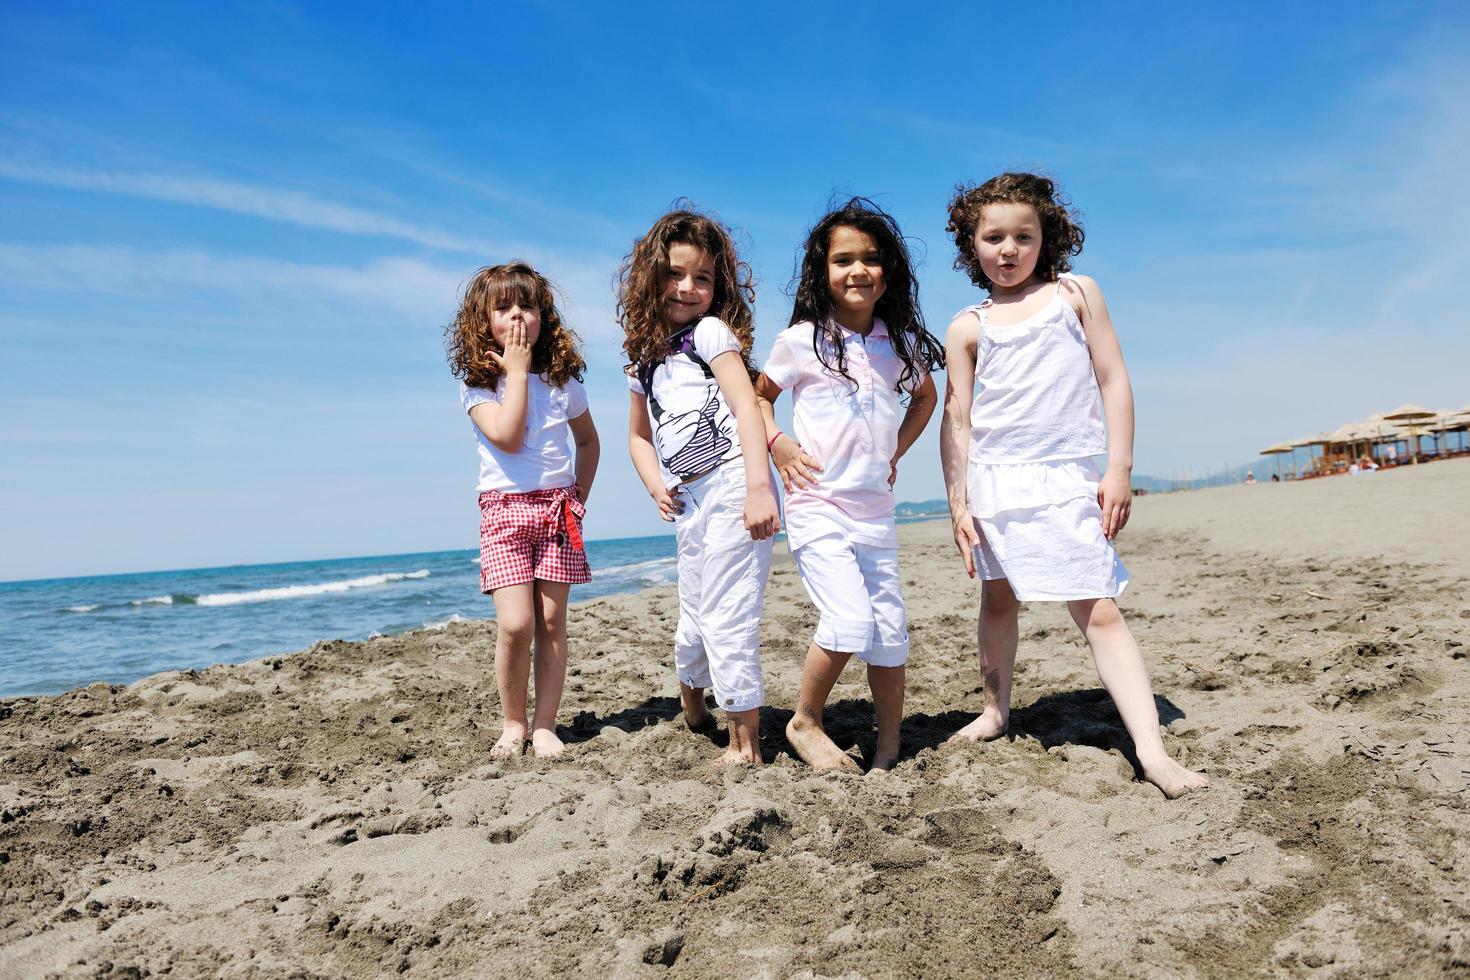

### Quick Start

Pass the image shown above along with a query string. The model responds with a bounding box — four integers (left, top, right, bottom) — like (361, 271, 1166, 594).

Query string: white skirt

(967, 457, 1129, 601)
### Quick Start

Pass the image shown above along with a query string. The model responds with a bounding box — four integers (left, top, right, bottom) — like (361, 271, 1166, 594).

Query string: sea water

(0, 535, 679, 698)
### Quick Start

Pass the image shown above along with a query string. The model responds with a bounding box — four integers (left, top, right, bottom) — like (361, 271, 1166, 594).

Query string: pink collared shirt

(762, 319, 926, 547)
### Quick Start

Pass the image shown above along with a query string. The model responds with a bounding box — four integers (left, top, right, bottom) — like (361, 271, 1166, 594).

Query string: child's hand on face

(487, 322, 533, 376)
(1098, 467, 1132, 539)
(743, 486, 780, 541)
(652, 484, 685, 522)
(771, 434, 823, 492)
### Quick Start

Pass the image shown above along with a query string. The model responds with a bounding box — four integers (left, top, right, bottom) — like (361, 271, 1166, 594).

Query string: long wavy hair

(445, 261, 586, 389)
(789, 197, 944, 394)
(617, 205, 757, 378)
(946, 172, 1085, 290)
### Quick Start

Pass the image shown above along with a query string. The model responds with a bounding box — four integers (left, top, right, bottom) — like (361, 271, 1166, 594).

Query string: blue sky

(2, 1, 1467, 580)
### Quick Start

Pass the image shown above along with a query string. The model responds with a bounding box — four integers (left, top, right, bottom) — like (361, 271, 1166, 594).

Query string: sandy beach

(2, 459, 1467, 977)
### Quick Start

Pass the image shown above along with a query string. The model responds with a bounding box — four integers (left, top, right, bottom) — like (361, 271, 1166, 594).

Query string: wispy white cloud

(0, 159, 491, 253)
(0, 241, 624, 340)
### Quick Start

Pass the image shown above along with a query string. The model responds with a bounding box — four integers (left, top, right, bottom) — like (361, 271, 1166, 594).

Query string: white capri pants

(792, 532, 909, 667)
(672, 462, 773, 712)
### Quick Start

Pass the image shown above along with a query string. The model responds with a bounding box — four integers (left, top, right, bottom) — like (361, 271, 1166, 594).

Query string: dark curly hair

(946, 172, 1085, 290)
(617, 204, 757, 379)
(789, 196, 944, 395)
(445, 261, 586, 390)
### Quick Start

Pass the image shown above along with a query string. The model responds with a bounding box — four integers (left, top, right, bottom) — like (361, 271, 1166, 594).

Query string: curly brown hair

(445, 261, 586, 390)
(946, 172, 1085, 290)
(616, 206, 757, 378)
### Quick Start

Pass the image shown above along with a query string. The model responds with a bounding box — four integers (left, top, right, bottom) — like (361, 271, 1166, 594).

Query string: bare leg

(950, 578, 1020, 742)
(1068, 598, 1209, 799)
(529, 580, 570, 758)
(867, 664, 905, 771)
(785, 643, 860, 771)
(490, 582, 535, 757)
(722, 708, 763, 766)
(680, 683, 716, 732)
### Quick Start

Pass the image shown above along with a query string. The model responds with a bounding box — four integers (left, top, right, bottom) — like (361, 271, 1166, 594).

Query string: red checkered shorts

(478, 485, 591, 594)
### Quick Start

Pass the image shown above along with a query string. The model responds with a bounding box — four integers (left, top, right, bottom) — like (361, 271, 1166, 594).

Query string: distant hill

(895, 499, 949, 517)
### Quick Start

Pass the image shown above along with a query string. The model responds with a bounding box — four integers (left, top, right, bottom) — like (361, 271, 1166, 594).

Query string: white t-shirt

(626, 316, 744, 484)
(461, 375, 589, 493)
(762, 319, 928, 548)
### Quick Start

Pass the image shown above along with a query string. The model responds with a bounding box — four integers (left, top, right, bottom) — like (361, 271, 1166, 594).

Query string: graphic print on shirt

(653, 384, 734, 478)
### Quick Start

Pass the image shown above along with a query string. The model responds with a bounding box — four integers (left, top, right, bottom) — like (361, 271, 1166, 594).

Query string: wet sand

(3, 459, 1468, 976)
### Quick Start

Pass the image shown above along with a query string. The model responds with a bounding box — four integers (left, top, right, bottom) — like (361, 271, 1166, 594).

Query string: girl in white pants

(757, 198, 944, 772)
(621, 207, 781, 766)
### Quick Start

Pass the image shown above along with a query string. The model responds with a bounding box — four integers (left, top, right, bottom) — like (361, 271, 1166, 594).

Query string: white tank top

(963, 274, 1107, 464)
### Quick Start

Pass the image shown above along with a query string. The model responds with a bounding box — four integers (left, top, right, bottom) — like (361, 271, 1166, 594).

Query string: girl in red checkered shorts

(447, 262, 601, 759)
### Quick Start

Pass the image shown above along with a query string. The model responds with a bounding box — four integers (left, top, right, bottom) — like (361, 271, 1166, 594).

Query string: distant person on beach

(447, 262, 600, 759)
(621, 207, 780, 766)
(939, 173, 1208, 798)
(1245, 472, 1257, 484)
(757, 198, 944, 772)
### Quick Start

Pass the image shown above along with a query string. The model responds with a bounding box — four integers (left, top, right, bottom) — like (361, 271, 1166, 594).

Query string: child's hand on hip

(1098, 467, 1132, 539)
(952, 512, 983, 578)
(744, 486, 780, 540)
(771, 434, 822, 492)
(652, 484, 684, 522)
(487, 322, 533, 375)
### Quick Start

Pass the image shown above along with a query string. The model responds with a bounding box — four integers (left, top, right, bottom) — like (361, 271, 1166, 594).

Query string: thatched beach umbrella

(1383, 404, 1438, 462)
(1291, 432, 1333, 475)
(1259, 441, 1294, 480)
(1425, 409, 1466, 456)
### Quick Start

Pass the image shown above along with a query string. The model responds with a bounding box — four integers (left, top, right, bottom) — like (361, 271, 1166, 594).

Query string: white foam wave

(194, 569, 431, 607)
(423, 613, 469, 630)
(132, 595, 175, 606)
(65, 604, 101, 613)
(601, 556, 678, 577)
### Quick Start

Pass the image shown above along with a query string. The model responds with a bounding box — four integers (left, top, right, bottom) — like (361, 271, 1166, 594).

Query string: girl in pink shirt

(757, 197, 944, 771)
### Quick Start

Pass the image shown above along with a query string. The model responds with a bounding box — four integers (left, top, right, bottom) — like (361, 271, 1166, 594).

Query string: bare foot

(530, 727, 565, 758)
(947, 707, 1008, 743)
(1139, 754, 1209, 799)
(868, 747, 900, 772)
(491, 723, 527, 759)
(718, 746, 763, 768)
(681, 686, 715, 733)
(786, 715, 860, 771)
(684, 709, 717, 734)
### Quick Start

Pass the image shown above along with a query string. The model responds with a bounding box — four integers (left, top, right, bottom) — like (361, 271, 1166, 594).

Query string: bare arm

(466, 323, 533, 452)
(891, 375, 938, 483)
(710, 353, 780, 539)
(568, 409, 599, 503)
(755, 373, 822, 492)
(1068, 275, 1133, 538)
(627, 391, 682, 521)
(940, 313, 983, 577)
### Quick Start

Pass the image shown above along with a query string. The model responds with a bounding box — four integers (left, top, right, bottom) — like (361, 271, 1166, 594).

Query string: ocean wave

(601, 556, 679, 583)
(195, 570, 431, 607)
(63, 604, 101, 613)
(423, 612, 469, 630)
(132, 595, 181, 606)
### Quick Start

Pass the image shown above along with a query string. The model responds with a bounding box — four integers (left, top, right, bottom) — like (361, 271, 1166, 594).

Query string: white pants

(792, 531, 909, 667)
(672, 463, 773, 712)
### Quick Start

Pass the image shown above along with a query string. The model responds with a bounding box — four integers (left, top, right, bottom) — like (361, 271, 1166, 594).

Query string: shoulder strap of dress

(959, 302, 989, 327)
(1054, 272, 1074, 296)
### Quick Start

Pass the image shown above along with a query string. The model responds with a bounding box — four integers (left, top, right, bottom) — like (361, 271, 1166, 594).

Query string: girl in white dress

(939, 173, 1207, 798)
